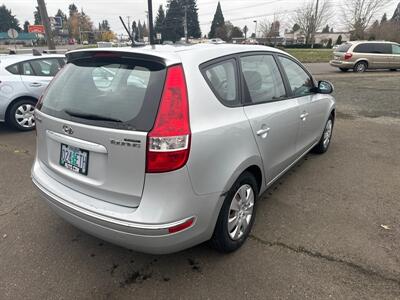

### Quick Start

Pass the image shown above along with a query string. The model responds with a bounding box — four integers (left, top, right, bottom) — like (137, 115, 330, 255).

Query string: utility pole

(253, 20, 258, 39)
(311, 0, 319, 49)
(37, 0, 55, 50)
(147, 0, 155, 45)
(183, 5, 188, 43)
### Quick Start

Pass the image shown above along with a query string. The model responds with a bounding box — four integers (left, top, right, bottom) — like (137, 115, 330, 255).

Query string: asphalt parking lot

(1, 66, 399, 299)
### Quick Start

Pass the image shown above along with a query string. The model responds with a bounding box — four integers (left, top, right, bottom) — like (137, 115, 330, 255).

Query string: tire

(390, 69, 397, 72)
(6, 98, 37, 131)
(339, 68, 349, 72)
(354, 61, 368, 73)
(312, 115, 334, 154)
(210, 171, 258, 253)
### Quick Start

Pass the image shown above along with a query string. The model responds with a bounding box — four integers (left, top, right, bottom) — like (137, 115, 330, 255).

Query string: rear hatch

(333, 43, 353, 61)
(35, 51, 167, 207)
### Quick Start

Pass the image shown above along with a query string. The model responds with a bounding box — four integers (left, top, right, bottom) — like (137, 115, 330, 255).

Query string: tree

(164, 0, 184, 42)
(322, 24, 330, 33)
(33, 6, 41, 25)
(23, 21, 30, 33)
(100, 20, 110, 31)
(259, 17, 281, 39)
(231, 26, 243, 38)
(208, 2, 225, 39)
(326, 38, 332, 48)
(341, 0, 392, 40)
(154, 5, 166, 36)
(392, 3, 400, 22)
(0, 5, 20, 32)
(292, 0, 332, 45)
(179, 0, 201, 38)
(336, 34, 342, 45)
(380, 13, 387, 25)
(132, 21, 139, 41)
(243, 25, 248, 39)
(292, 23, 301, 32)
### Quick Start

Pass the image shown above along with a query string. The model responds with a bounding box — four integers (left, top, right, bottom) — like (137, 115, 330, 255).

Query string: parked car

(32, 45, 336, 254)
(330, 41, 400, 72)
(0, 53, 66, 130)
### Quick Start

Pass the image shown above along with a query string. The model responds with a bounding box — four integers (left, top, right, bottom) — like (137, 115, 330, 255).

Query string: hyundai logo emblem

(63, 125, 74, 135)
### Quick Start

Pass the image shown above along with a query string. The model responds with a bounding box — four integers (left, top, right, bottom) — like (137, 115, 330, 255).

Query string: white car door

(19, 58, 61, 99)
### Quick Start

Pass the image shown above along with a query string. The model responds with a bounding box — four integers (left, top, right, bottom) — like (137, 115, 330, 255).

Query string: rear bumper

(329, 60, 354, 69)
(32, 160, 223, 254)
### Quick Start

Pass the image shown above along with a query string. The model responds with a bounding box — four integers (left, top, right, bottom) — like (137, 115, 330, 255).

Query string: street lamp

(253, 20, 257, 39)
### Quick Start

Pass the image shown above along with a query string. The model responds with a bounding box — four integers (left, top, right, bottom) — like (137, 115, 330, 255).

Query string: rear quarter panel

(180, 55, 264, 196)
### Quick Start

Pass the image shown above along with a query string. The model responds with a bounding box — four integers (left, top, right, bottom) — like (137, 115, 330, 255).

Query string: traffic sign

(7, 28, 18, 39)
(28, 25, 45, 34)
(50, 16, 62, 29)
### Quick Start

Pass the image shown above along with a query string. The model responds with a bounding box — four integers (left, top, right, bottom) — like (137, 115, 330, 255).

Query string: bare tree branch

(341, 0, 392, 39)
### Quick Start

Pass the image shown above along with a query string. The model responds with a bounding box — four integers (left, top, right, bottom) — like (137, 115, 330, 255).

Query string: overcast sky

(4, 0, 399, 36)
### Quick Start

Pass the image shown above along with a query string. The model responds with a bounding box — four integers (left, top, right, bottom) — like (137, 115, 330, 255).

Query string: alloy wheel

(227, 184, 255, 240)
(15, 104, 35, 129)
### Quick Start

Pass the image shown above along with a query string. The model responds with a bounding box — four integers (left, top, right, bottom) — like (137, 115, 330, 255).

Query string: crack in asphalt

(249, 234, 400, 287)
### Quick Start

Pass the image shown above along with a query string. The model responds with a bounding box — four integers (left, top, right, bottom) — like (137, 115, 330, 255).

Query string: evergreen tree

(0, 5, 21, 32)
(33, 6, 41, 25)
(231, 26, 243, 38)
(138, 20, 143, 40)
(392, 3, 400, 22)
(336, 34, 342, 45)
(154, 5, 166, 35)
(208, 2, 225, 39)
(292, 23, 300, 32)
(23, 21, 30, 33)
(326, 38, 332, 48)
(179, 0, 201, 38)
(164, 0, 184, 42)
(322, 24, 330, 33)
(380, 13, 387, 24)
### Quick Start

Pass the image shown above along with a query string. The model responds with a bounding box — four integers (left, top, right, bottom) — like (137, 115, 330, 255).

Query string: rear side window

(40, 57, 166, 131)
(21, 61, 35, 75)
(30, 58, 62, 76)
(203, 59, 239, 106)
(354, 43, 391, 54)
(336, 43, 352, 53)
(6, 64, 19, 75)
(279, 56, 314, 97)
(240, 55, 286, 104)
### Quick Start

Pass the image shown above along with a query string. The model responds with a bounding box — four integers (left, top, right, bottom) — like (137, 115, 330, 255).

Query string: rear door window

(392, 44, 400, 54)
(30, 58, 62, 76)
(354, 43, 391, 54)
(240, 54, 286, 104)
(39, 57, 166, 131)
(203, 59, 239, 106)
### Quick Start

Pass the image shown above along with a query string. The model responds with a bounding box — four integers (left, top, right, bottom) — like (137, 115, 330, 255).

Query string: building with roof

(0, 32, 38, 46)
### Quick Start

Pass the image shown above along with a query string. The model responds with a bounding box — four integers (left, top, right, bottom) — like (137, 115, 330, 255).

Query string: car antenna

(119, 16, 143, 48)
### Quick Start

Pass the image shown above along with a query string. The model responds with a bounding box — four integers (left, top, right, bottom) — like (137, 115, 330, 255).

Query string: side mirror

(316, 80, 334, 94)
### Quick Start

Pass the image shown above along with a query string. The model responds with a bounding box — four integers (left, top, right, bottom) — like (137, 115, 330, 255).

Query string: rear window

(336, 43, 352, 53)
(354, 43, 391, 54)
(40, 57, 166, 131)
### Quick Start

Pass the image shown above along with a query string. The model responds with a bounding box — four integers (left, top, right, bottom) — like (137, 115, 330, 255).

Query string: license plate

(60, 144, 89, 175)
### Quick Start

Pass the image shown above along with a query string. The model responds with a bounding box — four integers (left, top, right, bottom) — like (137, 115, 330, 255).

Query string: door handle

(256, 128, 270, 138)
(29, 82, 42, 87)
(300, 112, 309, 121)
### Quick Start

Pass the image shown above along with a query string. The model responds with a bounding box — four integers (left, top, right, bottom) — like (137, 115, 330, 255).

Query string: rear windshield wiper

(64, 110, 123, 123)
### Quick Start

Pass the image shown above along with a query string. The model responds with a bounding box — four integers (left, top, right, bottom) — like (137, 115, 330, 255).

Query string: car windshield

(39, 57, 166, 131)
(336, 43, 352, 53)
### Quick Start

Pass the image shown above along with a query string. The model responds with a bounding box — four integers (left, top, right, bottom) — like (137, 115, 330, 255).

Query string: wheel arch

(4, 96, 38, 122)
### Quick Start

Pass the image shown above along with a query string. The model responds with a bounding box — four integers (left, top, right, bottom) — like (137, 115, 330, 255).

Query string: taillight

(146, 64, 190, 173)
(344, 53, 353, 60)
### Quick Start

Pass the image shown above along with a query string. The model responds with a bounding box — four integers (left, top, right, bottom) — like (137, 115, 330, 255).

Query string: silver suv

(32, 45, 336, 254)
(0, 54, 65, 130)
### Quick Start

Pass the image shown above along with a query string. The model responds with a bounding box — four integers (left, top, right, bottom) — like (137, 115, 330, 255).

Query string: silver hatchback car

(32, 45, 335, 254)
(0, 54, 65, 130)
